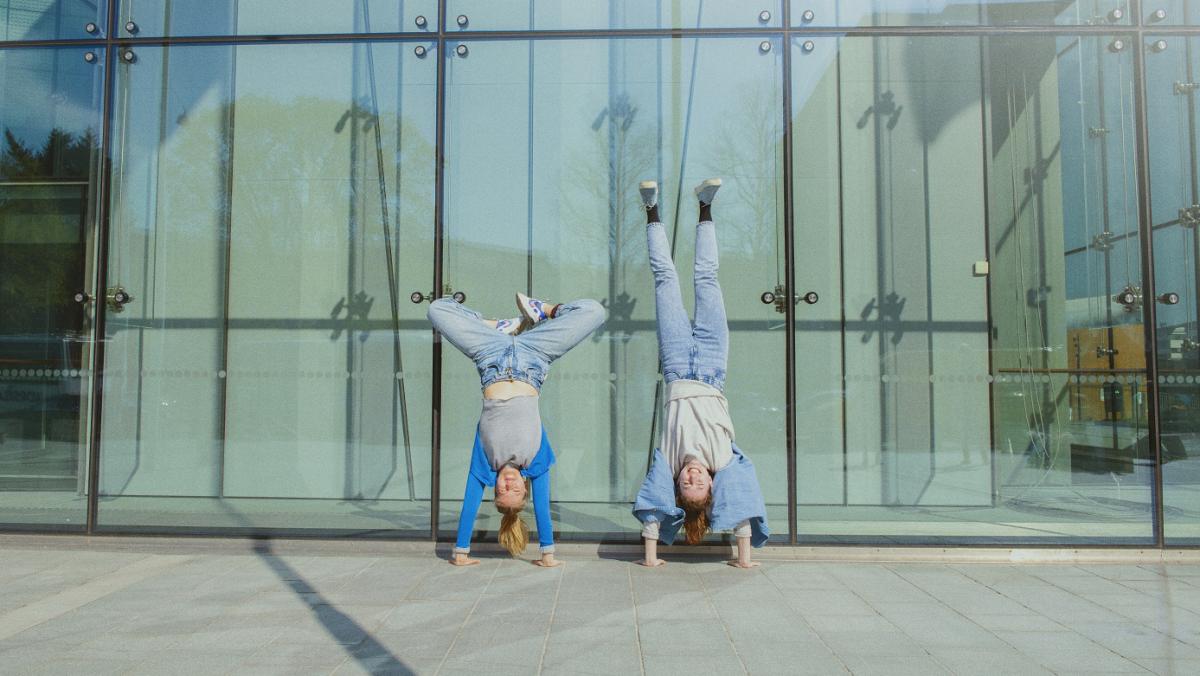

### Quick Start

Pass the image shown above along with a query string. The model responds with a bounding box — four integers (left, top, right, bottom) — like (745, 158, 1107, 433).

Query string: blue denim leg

(516, 299, 607, 377)
(647, 221, 696, 382)
(427, 298, 513, 385)
(690, 220, 728, 389)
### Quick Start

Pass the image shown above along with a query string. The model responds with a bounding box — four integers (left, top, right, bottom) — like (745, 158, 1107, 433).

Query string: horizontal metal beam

(7, 23, 1200, 50)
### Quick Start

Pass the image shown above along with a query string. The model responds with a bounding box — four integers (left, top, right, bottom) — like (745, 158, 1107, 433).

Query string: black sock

(646, 204, 660, 224)
(699, 202, 712, 223)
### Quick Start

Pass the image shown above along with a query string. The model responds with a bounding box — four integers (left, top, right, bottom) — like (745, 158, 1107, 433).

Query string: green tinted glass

(793, 34, 1153, 544)
(440, 37, 787, 543)
(99, 41, 436, 532)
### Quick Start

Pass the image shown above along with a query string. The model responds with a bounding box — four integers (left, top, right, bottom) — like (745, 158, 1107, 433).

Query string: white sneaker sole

(694, 178, 722, 204)
(639, 180, 659, 208)
(516, 292, 547, 324)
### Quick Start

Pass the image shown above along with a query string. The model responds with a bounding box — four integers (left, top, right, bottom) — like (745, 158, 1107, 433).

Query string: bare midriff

(483, 379, 538, 400)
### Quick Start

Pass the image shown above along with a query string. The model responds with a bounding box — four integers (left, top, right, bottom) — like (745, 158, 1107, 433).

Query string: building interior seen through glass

(0, 1, 1198, 545)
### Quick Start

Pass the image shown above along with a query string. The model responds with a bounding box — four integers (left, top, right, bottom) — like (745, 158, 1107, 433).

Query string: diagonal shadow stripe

(251, 540, 413, 675)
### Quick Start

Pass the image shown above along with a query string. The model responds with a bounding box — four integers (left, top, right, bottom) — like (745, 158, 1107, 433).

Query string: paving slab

(1, 537, 1199, 675)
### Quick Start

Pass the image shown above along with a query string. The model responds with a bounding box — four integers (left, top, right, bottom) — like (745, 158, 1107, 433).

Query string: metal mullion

(101, 31, 433, 46)
(0, 38, 108, 48)
(1129, 7, 1167, 547)
(216, 42, 238, 500)
(781, 5, 798, 546)
(427, 25, 1176, 39)
(429, 0, 448, 542)
(83, 0, 122, 534)
(979, 36, 1000, 509)
(12, 19, 1200, 51)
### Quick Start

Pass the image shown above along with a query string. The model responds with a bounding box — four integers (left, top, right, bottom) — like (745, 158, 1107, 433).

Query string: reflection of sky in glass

(0, 0, 101, 41)
(0, 47, 100, 155)
(1145, 37, 1199, 332)
(1055, 36, 1142, 319)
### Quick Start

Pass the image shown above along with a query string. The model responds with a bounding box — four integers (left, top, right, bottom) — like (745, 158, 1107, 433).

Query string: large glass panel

(100, 41, 435, 532)
(793, 34, 1154, 543)
(447, 1, 782, 31)
(440, 37, 786, 543)
(790, 0, 1132, 26)
(1, 1, 105, 41)
(117, 0, 436, 38)
(0, 46, 103, 528)
(1148, 36, 1200, 543)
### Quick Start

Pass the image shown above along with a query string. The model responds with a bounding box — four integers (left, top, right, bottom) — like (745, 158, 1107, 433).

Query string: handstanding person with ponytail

(428, 292, 606, 567)
(632, 178, 769, 568)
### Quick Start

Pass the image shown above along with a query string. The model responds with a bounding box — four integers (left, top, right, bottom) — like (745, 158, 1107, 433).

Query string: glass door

(98, 39, 436, 532)
(0, 45, 104, 529)
(439, 36, 788, 542)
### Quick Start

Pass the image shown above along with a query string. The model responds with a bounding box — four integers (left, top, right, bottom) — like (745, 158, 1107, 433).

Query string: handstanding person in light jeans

(632, 178, 769, 568)
(428, 292, 606, 567)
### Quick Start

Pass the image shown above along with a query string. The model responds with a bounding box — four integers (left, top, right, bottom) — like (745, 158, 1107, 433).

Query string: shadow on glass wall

(96, 38, 436, 533)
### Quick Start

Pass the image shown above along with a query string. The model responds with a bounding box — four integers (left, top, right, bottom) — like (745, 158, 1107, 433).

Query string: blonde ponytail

(494, 476, 532, 557)
(497, 507, 529, 556)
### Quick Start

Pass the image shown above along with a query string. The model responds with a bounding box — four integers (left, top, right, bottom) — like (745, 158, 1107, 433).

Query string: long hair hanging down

(677, 490, 713, 545)
(496, 478, 532, 556)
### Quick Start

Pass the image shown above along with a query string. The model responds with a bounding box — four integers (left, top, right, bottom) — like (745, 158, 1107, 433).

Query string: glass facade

(1, 1, 1197, 547)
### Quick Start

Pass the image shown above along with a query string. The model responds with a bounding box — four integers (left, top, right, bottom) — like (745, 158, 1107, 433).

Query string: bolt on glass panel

(1142, 2, 1199, 26)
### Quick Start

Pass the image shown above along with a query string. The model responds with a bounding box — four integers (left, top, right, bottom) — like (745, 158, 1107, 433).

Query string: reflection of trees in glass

(564, 91, 656, 309)
(708, 80, 781, 260)
(109, 88, 434, 500)
(560, 89, 657, 499)
(1, 128, 95, 180)
(131, 94, 433, 258)
(0, 128, 94, 342)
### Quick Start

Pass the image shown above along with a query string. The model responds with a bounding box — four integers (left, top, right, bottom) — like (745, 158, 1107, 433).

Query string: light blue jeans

(647, 220, 728, 392)
(427, 297, 607, 390)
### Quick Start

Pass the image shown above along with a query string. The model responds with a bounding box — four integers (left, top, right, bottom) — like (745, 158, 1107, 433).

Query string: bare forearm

(727, 536, 759, 568)
(737, 536, 752, 565)
(640, 537, 665, 567)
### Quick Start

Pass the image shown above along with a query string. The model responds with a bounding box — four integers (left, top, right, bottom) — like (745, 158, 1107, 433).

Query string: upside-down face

(494, 465, 527, 510)
(676, 459, 713, 505)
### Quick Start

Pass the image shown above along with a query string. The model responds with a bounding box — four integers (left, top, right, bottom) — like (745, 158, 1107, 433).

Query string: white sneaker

(639, 180, 659, 209)
(516, 292, 552, 325)
(493, 317, 526, 336)
(694, 178, 721, 205)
